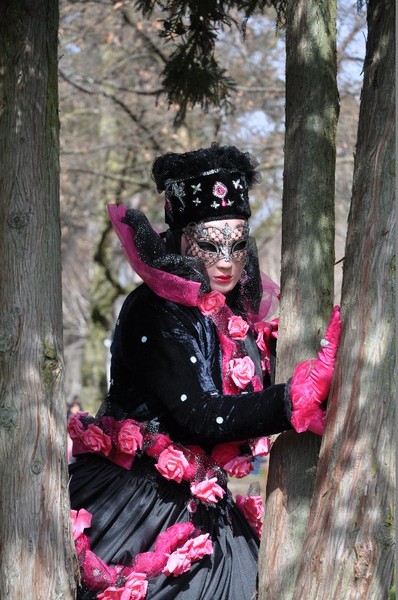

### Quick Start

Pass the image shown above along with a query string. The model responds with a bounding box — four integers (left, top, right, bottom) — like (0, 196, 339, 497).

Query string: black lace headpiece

(152, 144, 261, 230)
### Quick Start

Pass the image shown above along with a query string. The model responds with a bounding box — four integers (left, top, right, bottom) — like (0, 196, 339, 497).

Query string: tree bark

(259, 0, 339, 597)
(293, 1, 395, 597)
(0, 1, 76, 597)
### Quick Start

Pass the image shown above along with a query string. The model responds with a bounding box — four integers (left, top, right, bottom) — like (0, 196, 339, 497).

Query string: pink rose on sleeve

(117, 421, 143, 455)
(223, 455, 254, 478)
(190, 477, 226, 503)
(227, 315, 249, 340)
(82, 424, 112, 456)
(249, 437, 271, 457)
(155, 446, 190, 483)
(229, 356, 255, 389)
(197, 291, 226, 316)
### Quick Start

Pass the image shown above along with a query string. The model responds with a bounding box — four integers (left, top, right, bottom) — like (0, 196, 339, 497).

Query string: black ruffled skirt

(69, 454, 259, 600)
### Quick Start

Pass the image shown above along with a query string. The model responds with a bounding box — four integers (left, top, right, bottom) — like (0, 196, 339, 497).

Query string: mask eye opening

(231, 239, 248, 253)
(196, 241, 219, 253)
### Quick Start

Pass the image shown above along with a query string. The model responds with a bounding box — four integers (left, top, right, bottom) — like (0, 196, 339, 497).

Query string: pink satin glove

(290, 306, 342, 435)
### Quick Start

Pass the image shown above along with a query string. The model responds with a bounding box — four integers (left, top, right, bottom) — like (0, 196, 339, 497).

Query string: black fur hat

(152, 143, 262, 230)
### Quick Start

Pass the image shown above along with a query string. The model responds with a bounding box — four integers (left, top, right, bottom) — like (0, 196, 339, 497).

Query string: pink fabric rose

(255, 319, 279, 352)
(124, 572, 148, 600)
(229, 356, 255, 389)
(117, 421, 143, 455)
(97, 572, 148, 600)
(197, 291, 226, 316)
(184, 533, 213, 562)
(227, 315, 249, 340)
(223, 455, 254, 478)
(71, 508, 92, 541)
(236, 494, 264, 522)
(145, 433, 173, 458)
(132, 522, 195, 579)
(255, 322, 273, 353)
(162, 533, 213, 577)
(249, 437, 270, 457)
(236, 494, 264, 537)
(211, 441, 241, 468)
(97, 586, 127, 600)
(162, 546, 191, 577)
(82, 424, 112, 456)
(67, 413, 88, 440)
(190, 477, 226, 503)
(155, 446, 190, 483)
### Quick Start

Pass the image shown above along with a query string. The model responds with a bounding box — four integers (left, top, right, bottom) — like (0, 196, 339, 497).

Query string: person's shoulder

(120, 284, 163, 314)
(120, 283, 199, 321)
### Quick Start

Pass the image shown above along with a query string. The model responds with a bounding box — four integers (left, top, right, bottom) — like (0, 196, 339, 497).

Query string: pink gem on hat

(212, 181, 228, 199)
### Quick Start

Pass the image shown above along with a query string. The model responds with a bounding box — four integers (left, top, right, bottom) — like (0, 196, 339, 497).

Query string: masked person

(68, 144, 341, 600)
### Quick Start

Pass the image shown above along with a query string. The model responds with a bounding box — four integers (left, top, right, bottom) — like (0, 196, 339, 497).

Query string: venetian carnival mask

(182, 221, 250, 267)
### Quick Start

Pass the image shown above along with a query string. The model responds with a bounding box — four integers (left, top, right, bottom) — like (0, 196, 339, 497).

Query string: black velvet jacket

(98, 283, 292, 450)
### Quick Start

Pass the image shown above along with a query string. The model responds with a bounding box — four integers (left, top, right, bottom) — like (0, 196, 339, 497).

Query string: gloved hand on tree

(290, 305, 342, 435)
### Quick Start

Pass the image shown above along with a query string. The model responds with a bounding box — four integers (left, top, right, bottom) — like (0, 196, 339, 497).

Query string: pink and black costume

(68, 146, 340, 600)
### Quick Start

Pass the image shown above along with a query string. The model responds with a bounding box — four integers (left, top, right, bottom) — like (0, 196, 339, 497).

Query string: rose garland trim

(71, 491, 263, 599)
(68, 413, 270, 510)
(71, 509, 213, 599)
(196, 291, 277, 392)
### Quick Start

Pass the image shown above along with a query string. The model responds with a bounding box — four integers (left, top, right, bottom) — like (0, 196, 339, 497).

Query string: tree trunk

(293, 1, 395, 597)
(258, 0, 339, 597)
(0, 1, 76, 597)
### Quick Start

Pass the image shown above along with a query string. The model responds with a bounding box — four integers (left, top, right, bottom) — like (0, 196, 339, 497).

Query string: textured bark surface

(293, 1, 395, 597)
(0, 1, 76, 598)
(258, 0, 338, 598)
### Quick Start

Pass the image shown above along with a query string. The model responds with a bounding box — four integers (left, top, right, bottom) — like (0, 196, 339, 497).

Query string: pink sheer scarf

(108, 204, 202, 307)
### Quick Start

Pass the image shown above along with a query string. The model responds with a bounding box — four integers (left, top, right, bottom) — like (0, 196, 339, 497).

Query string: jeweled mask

(183, 221, 250, 267)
